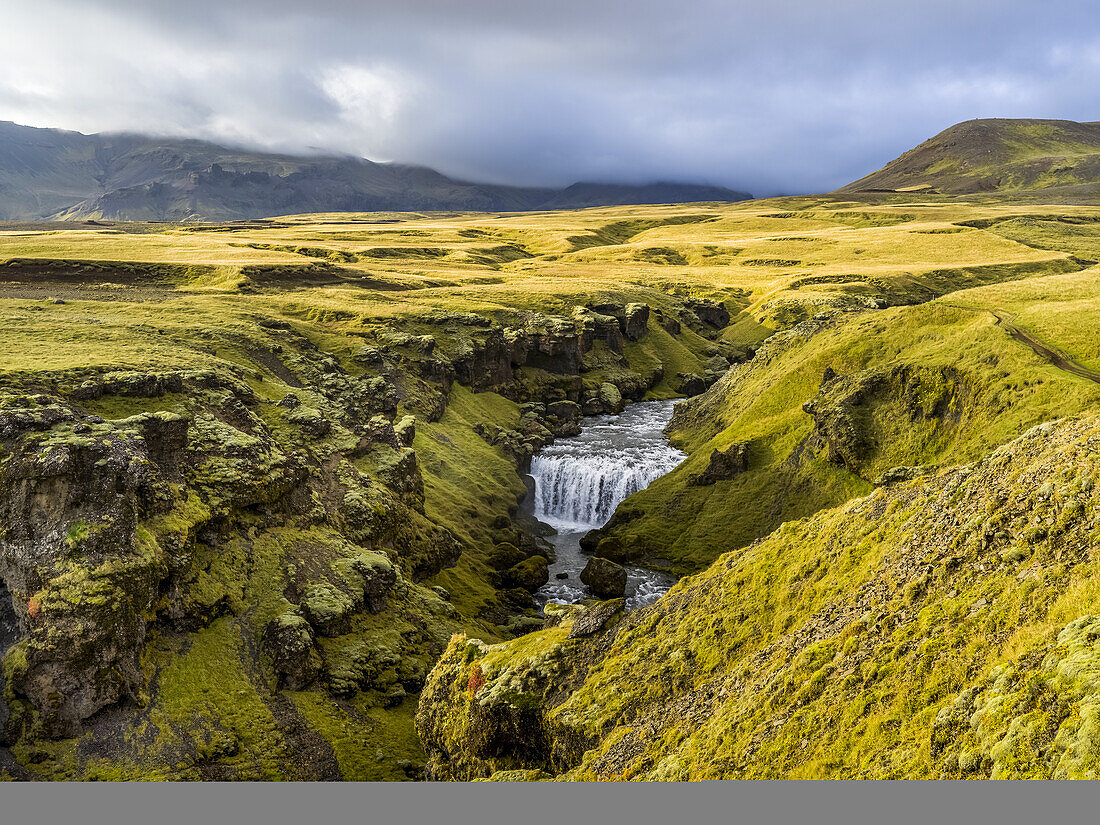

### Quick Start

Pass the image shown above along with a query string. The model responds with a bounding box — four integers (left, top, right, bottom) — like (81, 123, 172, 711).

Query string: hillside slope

(0, 122, 751, 221)
(839, 118, 1100, 196)
(419, 415, 1100, 779)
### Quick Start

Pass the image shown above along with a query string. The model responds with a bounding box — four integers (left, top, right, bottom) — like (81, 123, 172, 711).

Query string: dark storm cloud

(2, 0, 1100, 194)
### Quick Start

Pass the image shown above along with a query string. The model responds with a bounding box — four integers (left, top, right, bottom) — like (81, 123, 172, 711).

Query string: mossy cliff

(418, 416, 1100, 779)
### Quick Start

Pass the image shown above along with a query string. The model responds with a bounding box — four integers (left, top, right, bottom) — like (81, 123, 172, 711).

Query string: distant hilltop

(839, 117, 1100, 197)
(0, 121, 752, 221)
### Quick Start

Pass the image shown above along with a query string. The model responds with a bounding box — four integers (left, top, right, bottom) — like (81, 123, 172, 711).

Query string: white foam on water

(530, 400, 684, 610)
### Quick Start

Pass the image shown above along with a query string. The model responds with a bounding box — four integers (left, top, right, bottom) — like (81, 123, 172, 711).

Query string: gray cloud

(2, 0, 1100, 194)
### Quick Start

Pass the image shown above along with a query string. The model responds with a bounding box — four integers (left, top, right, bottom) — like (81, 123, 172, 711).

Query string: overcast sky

(2, 0, 1100, 195)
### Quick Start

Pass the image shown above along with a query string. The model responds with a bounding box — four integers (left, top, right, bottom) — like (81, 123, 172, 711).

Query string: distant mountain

(536, 181, 750, 209)
(0, 121, 751, 221)
(838, 118, 1100, 196)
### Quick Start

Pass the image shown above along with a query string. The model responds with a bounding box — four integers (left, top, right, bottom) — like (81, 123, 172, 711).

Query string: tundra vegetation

(4, 189, 1100, 779)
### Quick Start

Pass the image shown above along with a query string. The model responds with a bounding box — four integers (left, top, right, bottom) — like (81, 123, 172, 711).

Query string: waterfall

(529, 401, 686, 610)
(531, 446, 683, 530)
(530, 401, 686, 530)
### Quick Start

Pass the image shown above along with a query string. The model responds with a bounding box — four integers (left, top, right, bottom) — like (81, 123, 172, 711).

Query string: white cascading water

(530, 400, 685, 610)
(531, 426, 684, 530)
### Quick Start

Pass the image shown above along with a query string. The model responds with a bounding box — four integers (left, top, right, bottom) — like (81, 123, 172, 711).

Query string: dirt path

(946, 303, 1100, 386)
(989, 309, 1100, 385)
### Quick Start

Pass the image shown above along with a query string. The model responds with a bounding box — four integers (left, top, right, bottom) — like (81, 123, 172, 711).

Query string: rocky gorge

(5, 193, 1100, 780)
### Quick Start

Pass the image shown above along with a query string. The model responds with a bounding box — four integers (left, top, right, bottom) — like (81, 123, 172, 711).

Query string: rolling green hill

(840, 118, 1100, 197)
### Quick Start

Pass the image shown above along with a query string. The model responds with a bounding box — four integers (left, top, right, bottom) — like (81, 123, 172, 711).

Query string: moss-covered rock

(687, 442, 748, 486)
(580, 557, 627, 599)
(597, 383, 625, 415)
(300, 582, 355, 637)
(263, 611, 321, 690)
(502, 556, 549, 593)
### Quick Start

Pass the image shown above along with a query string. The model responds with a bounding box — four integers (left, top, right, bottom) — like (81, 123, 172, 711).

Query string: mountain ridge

(0, 121, 752, 221)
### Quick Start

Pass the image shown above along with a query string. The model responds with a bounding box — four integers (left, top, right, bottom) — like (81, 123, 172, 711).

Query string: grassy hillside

(840, 119, 1100, 198)
(421, 415, 1100, 779)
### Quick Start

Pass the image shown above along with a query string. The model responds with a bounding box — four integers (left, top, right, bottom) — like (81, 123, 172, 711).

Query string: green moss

(144, 618, 287, 779)
(63, 521, 90, 550)
(290, 690, 424, 780)
(415, 416, 1100, 779)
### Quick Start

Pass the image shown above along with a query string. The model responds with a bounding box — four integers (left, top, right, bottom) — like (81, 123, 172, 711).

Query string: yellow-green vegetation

(840, 118, 1100, 198)
(595, 290, 1100, 572)
(419, 417, 1100, 779)
(5, 192, 1100, 780)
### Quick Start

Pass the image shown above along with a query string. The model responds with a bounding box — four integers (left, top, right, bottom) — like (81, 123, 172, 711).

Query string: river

(529, 400, 686, 610)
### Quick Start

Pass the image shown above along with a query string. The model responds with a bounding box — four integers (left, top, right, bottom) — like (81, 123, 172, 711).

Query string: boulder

(300, 581, 355, 637)
(517, 316, 586, 375)
(597, 383, 625, 414)
(488, 542, 527, 571)
(580, 557, 627, 598)
(688, 442, 749, 486)
(545, 400, 582, 437)
(0, 400, 194, 737)
(263, 611, 321, 690)
(504, 616, 547, 637)
(450, 329, 517, 390)
(335, 550, 398, 614)
(546, 400, 581, 422)
(503, 556, 550, 592)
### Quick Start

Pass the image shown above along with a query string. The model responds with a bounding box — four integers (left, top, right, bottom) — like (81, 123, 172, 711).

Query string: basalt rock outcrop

(0, 360, 452, 742)
(590, 302, 650, 342)
(681, 298, 730, 331)
(365, 304, 673, 428)
(687, 442, 749, 486)
(802, 364, 972, 478)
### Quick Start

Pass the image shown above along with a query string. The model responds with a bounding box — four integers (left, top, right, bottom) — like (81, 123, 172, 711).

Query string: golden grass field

(4, 195, 1100, 372)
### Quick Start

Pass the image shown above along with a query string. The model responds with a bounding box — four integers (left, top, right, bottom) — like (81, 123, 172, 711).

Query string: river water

(530, 400, 686, 610)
